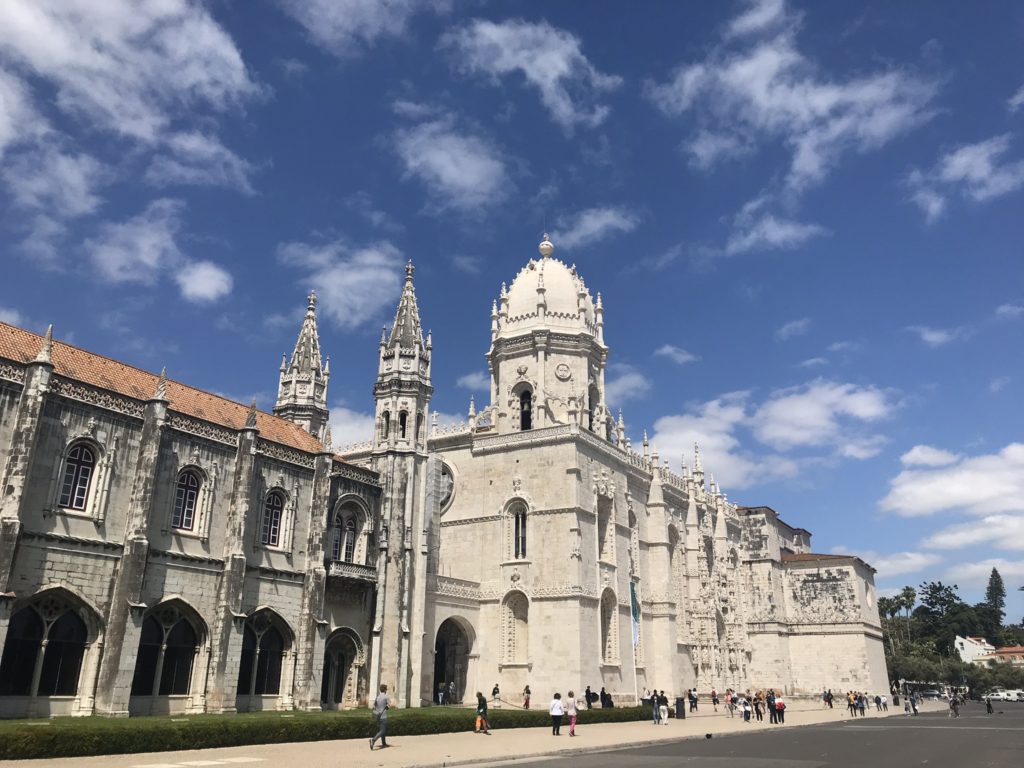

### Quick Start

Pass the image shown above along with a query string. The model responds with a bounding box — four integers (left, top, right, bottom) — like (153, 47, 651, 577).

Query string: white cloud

(905, 324, 967, 348)
(605, 365, 652, 404)
(391, 99, 441, 119)
(995, 303, 1024, 319)
(553, 207, 640, 249)
(922, 516, 1024, 552)
(623, 243, 683, 274)
(86, 199, 185, 285)
(726, 0, 788, 38)
(279, 0, 448, 58)
(880, 443, 1024, 517)
(798, 357, 827, 368)
(0, 68, 46, 158)
(942, 558, 1024, 590)
(774, 317, 811, 341)
(2, 146, 103, 218)
(654, 344, 699, 365)
(646, 1, 937, 192)
(451, 255, 482, 274)
(0, 306, 24, 325)
(990, 376, 1011, 394)
(278, 238, 404, 329)
(1010, 84, 1024, 113)
(750, 379, 893, 452)
(908, 134, 1024, 220)
(175, 260, 233, 303)
(0, 0, 260, 142)
(725, 210, 828, 256)
(145, 132, 256, 194)
(827, 340, 860, 353)
(456, 371, 490, 391)
(331, 404, 376, 447)
(684, 129, 752, 170)
(441, 19, 622, 133)
(832, 547, 941, 578)
(900, 445, 960, 468)
(393, 118, 508, 212)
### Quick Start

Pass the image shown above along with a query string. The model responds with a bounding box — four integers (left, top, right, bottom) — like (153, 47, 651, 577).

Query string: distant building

(0, 235, 889, 719)
(976, 646, 1024, 667)
(955, 635, 996, 664)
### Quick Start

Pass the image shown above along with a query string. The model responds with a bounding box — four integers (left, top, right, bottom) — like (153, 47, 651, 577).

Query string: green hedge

(0, 705, 650, 761)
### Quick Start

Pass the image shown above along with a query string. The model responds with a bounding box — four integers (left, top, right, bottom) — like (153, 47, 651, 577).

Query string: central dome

(501, 235, 595, 336)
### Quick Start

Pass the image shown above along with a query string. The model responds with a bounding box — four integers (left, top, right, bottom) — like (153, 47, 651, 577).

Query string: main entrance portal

(433, 618, 471, 705)
(321, 631, 361, 709)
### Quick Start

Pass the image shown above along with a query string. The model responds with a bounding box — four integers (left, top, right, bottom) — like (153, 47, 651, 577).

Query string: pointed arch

(130, 598, 207, 699)
(501, 590, 529, 665)
(321, 627, 367, 709)
(236, 608, 294, 706)
(600, 588, 619, 665)
(329, 494, 372, 565)
(503, 497, 530, 561)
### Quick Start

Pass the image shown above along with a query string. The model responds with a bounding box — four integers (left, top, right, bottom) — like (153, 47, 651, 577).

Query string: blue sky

(1, 1, 1022, 621)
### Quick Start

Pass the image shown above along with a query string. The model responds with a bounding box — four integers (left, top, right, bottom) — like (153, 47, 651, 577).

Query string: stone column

(0, 332, 53, 591)
(93, 378, 168, 716)
(205, 412, 259, 713)
(292, 447, 332, 710)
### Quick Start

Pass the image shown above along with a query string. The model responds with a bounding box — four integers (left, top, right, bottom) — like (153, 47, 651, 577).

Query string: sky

(1, 0, 1022, 622)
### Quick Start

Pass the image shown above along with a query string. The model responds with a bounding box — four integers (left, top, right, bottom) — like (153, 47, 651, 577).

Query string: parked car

(919, 689, 943, 700)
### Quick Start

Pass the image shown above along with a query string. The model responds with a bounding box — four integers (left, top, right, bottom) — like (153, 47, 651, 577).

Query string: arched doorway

(321, 629, 363, 709)
(433, 618, 472, 705)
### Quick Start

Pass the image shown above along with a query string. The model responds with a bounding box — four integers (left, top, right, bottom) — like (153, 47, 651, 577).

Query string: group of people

(720, 688, 788, 723)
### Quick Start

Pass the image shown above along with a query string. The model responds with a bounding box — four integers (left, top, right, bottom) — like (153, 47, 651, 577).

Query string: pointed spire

(426, 330, 432, 350)
(323, 355, 330, 374)
(245, 398, 258, 429)
(694, 442, 703, 473)
(274, 292, 330, 435)
(279, 353, 287, 373)
(468, 395, 476, 418)
(152, 366, 167, 401)
(322, 422, 333, 451)
(34, 324, 53, 364)
(385, 259, 426, 351)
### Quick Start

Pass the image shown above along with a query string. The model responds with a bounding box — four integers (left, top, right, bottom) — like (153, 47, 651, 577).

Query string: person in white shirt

(566, 690, 579, 736)
(550, 692, 565, 735)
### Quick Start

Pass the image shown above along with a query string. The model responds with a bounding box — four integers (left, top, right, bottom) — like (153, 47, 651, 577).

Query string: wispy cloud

(605, 364, 652, 404)
(277, 238, 404, 329)
(456, 371, 490, 390)
(553, 206, 640, 249)
(725, 197, 828, 255)
(451, 255, 483, 274)
(994, 303, 1024, 319)
(393, 117, 509, 212)
(989, 376, 1011, 393)
(145, 132, 256, 194)
(441, 18, 622, 133)
(654, 344, 699, 365)
(905, 324, 968, 348)
(774, 317, 811, 341)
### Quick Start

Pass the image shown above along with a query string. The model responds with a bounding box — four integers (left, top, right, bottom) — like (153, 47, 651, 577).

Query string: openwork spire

(288, 290, 325, 377)
(386, 260, 426, 352)
(274, 291, 330, 438)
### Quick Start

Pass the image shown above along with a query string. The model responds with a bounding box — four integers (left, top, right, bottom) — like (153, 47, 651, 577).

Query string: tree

(899, 585, 917, 643)
(985, 568, 1006, 625)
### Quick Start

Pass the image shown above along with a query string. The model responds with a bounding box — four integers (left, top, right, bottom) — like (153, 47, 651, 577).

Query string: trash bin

(676, 697, 686, 719)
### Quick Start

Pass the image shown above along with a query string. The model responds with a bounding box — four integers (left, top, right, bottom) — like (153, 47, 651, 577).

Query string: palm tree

(899, 585, 917, 644)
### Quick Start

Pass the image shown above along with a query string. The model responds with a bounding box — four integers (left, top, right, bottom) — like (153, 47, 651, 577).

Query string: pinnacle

(34, 324, 54, 364)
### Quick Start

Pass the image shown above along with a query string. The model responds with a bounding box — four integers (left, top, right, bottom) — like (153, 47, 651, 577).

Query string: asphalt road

(493, 703, 1024, 768)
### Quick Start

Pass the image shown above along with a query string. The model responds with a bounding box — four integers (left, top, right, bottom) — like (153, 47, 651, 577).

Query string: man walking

(369, 684, 390, 750)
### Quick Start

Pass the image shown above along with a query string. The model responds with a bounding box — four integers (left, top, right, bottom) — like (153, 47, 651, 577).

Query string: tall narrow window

(381, 411, 390, 439)
(171, 471, 200, 530)
(513, 506, 527, 559)
(0, 598, 89, 698)
(399, 411, 408, 438)
(262, 492, 284, 547)
(519, 390, 532, 431)
(58, 443, 95, 510)
(343, 518, 356, 563)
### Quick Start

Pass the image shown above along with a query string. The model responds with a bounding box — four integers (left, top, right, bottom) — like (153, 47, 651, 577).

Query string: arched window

(237, 613, 287, 697)
(130, 605, 201, 697)
(519, 390, 532, 431)
(381, 411, 390, 439)
(330, 505, 365, 564)
(261, 492, 284, 547)
(588, 385, 600, 432)
(171, 471, 201, 530)
(513, 505, 527, 559)
(343, 518, 356, 562)
(58, 443, 95, 510)
(399, 411, 408, 439)
(0, 597, 88, 697)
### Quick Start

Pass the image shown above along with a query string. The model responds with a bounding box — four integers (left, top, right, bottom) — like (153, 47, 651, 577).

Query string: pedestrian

(448, 680, 456, 705)
(600, 687, 611, 708)
(550, 692, 564, 735)
(585, 685, 594, 710)
(438, 681, 446, 705)
(910, 694, 918, 716)
(985, 697, 993, 715)
(827, 689, 834, 709)
(822, 688, 829, 708)
(754, 692, 764, 722)
(475, 691, 491, 734)
(904, 697, 911, 716)
(775, 693, 786, 724)
(767, 690, 777, 724)
(658, 690, 669, 724)
(651, 689, 661, 724)
(567, 690, 579, 736)
(369, 683, 390, 750)
(691, 688, 699, 711)
(874, 694, 882, 712)
(711, 687, 719, 712)
(523, 684, 531, 710)
(881, 694, 888, 712)
(725, 690, 734, 718)
(857, 694, 866, 717)
(949, 697, 960, 718)
(492, 683, 500, 705)
(742, 696, 751, 722)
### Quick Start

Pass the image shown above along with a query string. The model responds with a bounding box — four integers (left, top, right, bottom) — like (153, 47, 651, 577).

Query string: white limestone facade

(0, 235, 888, 720)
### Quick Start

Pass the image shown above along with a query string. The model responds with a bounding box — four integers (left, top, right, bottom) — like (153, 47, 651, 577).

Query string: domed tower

(486, 234, 610, 437)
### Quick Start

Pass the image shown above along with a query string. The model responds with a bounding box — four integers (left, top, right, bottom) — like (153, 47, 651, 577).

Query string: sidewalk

(2, 700, 910, 768)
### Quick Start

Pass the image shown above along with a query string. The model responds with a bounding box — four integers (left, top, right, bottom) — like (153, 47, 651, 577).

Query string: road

(492, 703, 1024, 768)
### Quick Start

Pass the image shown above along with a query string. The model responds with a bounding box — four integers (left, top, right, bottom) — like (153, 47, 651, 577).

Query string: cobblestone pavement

(2, 700, 924, 768)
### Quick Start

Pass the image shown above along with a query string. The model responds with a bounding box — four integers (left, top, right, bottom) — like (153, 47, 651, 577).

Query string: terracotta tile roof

(0, 321, 323, 454)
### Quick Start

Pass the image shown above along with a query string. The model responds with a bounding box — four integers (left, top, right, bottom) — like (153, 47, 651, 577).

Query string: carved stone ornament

(555, 363, 571, 381)
(516, 364, 529, 378)
(510, 567, 521, 585)
(512, 475, 522, 494)
(593, 468, 615, 499)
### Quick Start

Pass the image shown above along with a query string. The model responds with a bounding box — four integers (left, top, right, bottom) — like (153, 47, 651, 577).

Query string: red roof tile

(0, 322, 323, 454)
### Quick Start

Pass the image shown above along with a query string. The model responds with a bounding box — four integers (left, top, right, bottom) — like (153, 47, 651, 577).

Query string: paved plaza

(3, 699, 992, 768)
